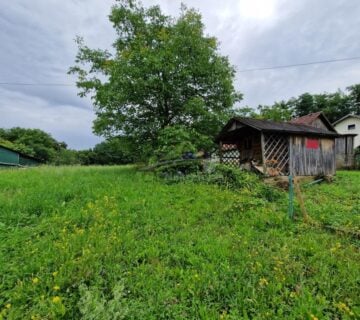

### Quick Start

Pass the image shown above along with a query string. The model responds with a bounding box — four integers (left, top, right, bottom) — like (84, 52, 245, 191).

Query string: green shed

(0, 145, 41, 168)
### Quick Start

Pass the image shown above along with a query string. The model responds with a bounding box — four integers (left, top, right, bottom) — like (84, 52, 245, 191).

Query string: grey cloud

(0, 0, 359, 149)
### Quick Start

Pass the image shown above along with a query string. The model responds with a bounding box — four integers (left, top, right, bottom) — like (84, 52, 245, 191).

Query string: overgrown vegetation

(0, 166, 359, 319)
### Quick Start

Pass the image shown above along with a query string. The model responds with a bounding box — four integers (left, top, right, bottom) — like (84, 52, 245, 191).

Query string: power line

(237, 56, 360, 73)
(0, 56, 359, 87)
(0, 82, 73, 86)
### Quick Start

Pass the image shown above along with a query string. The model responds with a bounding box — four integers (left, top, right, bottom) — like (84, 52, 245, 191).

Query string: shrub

(152, 125, 213, 163)
(159, 163, 283, 202)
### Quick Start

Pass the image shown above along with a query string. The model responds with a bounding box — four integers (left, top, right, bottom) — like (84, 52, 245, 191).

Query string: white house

(333, 114, 360, 148)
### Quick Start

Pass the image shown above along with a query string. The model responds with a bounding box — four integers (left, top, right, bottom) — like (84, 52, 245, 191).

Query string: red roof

(289, 112, 336, 132)
(289, 112, 323, 125)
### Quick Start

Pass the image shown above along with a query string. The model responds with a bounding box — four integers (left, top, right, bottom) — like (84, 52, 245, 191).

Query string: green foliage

(258, 101, 294, 121)
(302, 171, 360, 230)
(0, 137, 34, 156)
(153, 125, 212, 162)
(246, 84, 360, 123)
(347, 84, 360, 115)
(0, 127, 65, 162)
(0, 167, 359, 319)
(293, 91, 353, 123)
(78, 283, 128, 320)
(91, 137, 134, 165)
(154, 159, 203, 177)
(53, 149, 81, 166)
(166, 164, 282, 202)
(233, 106, 258, 118)
(69, 0, 241, 159)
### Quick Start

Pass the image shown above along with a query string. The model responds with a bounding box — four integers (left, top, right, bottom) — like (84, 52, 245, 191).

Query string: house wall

(334, 117, 360, 148)
(290, 136, 336, 176)
(0, 146, 19, 166)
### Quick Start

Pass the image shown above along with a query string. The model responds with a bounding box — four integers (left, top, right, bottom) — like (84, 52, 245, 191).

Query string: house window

(348, 124, 356, 130)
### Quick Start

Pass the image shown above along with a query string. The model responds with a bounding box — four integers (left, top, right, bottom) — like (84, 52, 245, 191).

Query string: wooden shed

(290, 112, 357, 169)
(216, 115, 339, 176)
(0, 145, 41, 168)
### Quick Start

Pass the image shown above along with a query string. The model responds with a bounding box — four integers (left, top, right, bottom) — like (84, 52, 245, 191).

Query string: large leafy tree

(69, 0, 241, 158)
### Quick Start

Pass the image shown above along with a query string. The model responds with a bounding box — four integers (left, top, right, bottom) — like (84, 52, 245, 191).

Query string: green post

(288, 175, 294, 219)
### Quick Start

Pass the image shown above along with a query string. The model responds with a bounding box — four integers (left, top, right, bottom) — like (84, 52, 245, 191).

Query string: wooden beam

(289, 135, 293, 176)
(261, 133, 267, 174)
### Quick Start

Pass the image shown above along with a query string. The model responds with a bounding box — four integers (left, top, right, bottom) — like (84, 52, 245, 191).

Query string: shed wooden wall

(311, 118, 329, 131)
(0, 146, 19, 166)
(238, 133, 262, 162)
(335, 135, 355, 168)
(290, 136, 335, 176)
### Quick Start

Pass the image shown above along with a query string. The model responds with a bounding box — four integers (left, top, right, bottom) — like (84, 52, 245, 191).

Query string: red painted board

(306, 138, 319, 149)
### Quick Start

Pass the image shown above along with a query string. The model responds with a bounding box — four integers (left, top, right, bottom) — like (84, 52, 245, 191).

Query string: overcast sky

(1, 0, 359, 149)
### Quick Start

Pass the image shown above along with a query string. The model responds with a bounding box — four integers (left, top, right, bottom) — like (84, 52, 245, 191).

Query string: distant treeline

(238, 84, 360, 123)
(0, 127, 134, 166)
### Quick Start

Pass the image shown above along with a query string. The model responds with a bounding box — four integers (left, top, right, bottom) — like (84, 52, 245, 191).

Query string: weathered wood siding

(290, 136, 335, 176)
(335, 135, 355, 168)
(311, 118, 329, 131)
(238, 133, 262, 162)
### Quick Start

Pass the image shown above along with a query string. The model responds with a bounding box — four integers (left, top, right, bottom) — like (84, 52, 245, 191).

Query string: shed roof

(217, 117, 339, 141)
(0, 144, 41, 162)
(289, 112, 336, 132)
(289, 112, 322, 125)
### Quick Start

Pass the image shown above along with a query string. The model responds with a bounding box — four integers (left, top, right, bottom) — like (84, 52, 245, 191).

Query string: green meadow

(0, 166, 359, 319)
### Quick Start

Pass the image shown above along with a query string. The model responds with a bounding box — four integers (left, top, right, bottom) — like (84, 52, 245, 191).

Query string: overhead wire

(0, 56, 359, 86)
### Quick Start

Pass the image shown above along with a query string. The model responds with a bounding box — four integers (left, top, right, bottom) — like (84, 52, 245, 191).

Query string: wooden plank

(261, 133, 267, 175)
(289, 136, 293, 176)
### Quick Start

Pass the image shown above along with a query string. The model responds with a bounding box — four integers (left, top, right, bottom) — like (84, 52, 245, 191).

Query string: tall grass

(0, 166, 359, 319)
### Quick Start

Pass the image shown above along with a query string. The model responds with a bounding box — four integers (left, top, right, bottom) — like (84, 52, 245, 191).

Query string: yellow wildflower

(52, 296, 61, 303)
(32, 277, 39, 284)
(310, 314, 318, 320)
(335, 301, 353, 315)
(330, 242, 341, 253)
(53, 285, 60, 291)
(259, 277, 269, 286)
(5, 304, 11, 309)
(52, 271, 58, 277)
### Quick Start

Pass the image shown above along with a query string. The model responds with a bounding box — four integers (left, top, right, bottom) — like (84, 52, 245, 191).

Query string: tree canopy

(0, 127, 65, 162)
(69, 0, 241, 159)
(240, 85, 360, 123)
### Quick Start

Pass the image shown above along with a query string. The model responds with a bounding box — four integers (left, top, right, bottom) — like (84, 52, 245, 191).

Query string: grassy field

(0, 166, 359, 319)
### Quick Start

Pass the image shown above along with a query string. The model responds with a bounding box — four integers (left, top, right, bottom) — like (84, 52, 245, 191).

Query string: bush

(152, 126, 213, 163)
(154, 159, 203, 178)
(159, 163, 283, 202)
